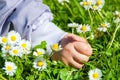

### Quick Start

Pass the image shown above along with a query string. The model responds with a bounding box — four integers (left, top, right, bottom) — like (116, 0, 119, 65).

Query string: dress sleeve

(30, 12, 67, 55)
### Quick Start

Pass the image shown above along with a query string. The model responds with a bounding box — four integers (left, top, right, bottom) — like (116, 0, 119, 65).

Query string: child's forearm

(30, 12, 67, 55)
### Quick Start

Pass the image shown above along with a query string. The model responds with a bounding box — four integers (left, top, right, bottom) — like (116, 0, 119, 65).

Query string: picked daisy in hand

(7, 30, 21, 45)
(68, 22, 79, 33)
(97, 22, 110, 32)
(68, 22, 79, 28)
(33, 48, 45, 56)
(3, 61, 17, 76)
(88, 68, 102, 80)
(33, 57, 47, 71)
(51, 43, 62, 52)
(0, 36, 8, 45)
(76, 24, 91, 33)
(58, 0, 69, 5)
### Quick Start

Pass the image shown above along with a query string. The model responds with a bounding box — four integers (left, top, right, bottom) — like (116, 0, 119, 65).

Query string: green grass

(43, 0, 120, 80)
(0, 0, 120, 80)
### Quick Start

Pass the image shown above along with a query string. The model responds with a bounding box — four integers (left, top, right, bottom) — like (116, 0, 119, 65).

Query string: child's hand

(51, 34, 92, 69)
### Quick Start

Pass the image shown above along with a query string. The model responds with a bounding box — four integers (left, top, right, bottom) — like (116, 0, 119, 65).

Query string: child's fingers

(62, 34, 87, 43)
(73, 51, 90, 64)
(67, 34, 87, 43)
(74, 42, 92, 57)
(69, 58, 84, 69)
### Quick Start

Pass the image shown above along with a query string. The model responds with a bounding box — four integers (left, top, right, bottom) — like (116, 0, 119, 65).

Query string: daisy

(96, 0, 105, 8)
(1, 44, 11, 53)
(97, 22, 110, 32)
(58, 0, 69, 5)
(114, 18, 120, 23)
(33, 57, 47, 71)
(0, 36, 8, 45)
(51, 43, 62, 51)
(7, 30, 21, 44)
(91, 5, 99, 11)
(3, 61, 17, 76)
(9, 46, 23, 57)
(76, 24, 91, 33)
(80, 0, 93, 10)
(114, 11, 120, 18)
(92, 0, 105, 11)
(33, 48, 45, 56)
(88, 68, 102, 80)
(19, 39, 31, 54)
(68, 22, 79, 28)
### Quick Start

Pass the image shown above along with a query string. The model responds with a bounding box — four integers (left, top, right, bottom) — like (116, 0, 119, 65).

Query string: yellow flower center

(2, 37, 8, 43)
(11, 36, 17, 41)
(97, 0, 102, 5)
(5, 46, 11, 50)
(93, 5, 98, 10)
(37, 52, 42, 55)
(22, 43, 27, 48)
(13, 50, 19, 54)
(81, 26, 87, 31)
(87, 2, 92, 5)
(83, 2, 88, 6)
(7, 66, 13, 71)
(101, 24, 107, 28)
(93, 73, 99, 79)
(52, 44, 59, 50)
(37, 61, 43, 67)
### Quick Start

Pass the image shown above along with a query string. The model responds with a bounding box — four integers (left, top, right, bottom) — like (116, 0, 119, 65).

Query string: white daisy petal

(114, 18, 120, 23)
(58, 0, 69, 5)
(68, 22, 79, 28)
(33, 48, 45, 56)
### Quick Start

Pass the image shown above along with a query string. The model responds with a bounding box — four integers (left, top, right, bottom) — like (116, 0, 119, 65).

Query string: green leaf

(26, 75, 35, 80)
(34, 41, 47, 50)
(60, 69, 69, 80)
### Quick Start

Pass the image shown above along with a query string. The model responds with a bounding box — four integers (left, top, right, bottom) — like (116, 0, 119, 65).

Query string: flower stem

(71, 28, 74, 34)
(88, 10, 93, 26)
(0, 75, 7, 80)
(97, 11, 104, 20)
(107, 24, 120, 50)
(64, 3, 75, 17)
